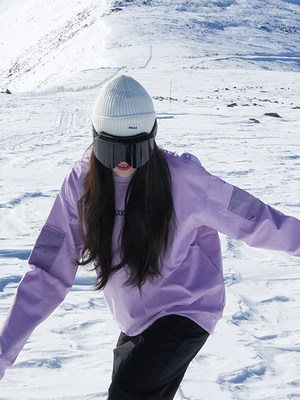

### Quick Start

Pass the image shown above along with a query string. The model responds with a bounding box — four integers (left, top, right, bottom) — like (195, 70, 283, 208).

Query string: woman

(0, 75, 299, 399)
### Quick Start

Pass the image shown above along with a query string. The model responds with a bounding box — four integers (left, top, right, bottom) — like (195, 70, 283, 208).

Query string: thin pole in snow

(169, 80, 172, 106)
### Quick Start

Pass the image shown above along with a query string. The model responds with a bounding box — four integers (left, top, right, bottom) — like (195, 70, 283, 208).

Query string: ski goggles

(93, 120, 157, 169)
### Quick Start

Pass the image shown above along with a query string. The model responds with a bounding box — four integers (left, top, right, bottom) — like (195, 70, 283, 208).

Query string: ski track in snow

(0, 0, 300, 399)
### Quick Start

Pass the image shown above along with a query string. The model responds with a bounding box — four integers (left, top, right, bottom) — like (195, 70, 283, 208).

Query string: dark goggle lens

(93, 121, 157, 169)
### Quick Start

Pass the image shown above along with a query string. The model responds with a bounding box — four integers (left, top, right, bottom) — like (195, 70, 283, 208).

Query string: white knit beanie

(92, 75, 156, 137)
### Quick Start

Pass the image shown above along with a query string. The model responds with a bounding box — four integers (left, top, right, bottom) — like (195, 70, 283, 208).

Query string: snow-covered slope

(1, 0, 300, 92)
(0, 0, 111, 92)
(106, 0, 300, 70)
(0, 1, 300, 399)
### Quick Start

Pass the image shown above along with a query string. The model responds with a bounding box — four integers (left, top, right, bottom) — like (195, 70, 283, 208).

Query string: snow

(0, 0, 300, 399)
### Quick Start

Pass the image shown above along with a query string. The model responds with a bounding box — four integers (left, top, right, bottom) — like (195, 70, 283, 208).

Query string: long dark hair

(77, 142, 175, 291)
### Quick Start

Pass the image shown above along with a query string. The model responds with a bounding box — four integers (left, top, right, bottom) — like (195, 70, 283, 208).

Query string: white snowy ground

(0, 0, 300, 399)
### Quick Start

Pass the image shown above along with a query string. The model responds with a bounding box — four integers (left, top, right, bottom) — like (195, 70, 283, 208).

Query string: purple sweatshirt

(1, 150, 300, 379)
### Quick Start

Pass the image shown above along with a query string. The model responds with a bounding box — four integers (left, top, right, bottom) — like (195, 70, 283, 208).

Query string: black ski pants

(107, 314, 209, 400)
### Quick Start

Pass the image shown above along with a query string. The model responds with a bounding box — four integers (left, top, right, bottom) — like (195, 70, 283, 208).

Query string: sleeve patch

(228, 186, 262, 221)
(29, 225, 65, 272)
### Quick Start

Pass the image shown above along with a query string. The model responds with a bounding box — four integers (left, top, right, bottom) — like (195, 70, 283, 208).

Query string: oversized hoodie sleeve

(202, 171, 300, 257)
(0, 161, 86, 379)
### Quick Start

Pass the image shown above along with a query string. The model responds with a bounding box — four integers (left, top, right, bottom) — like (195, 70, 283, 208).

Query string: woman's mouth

(116, 162, 131, 171)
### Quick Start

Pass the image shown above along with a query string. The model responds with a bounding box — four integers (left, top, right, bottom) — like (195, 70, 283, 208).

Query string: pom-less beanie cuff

(92, 75, 156, 137)
(92, 113, 156, 137)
